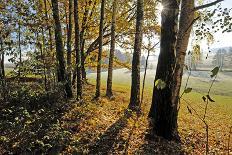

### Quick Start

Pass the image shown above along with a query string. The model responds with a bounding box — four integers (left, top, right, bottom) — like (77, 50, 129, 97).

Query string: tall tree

(95, 0, 105, 98)
(128, 0, 144, 110)
(51, 0, 73, 98)
(148, 0, 180, 140)
(170, 0, 195, 136)
(74, 0, 83, 100)
(80, 1, 92, 82)
(67, 0, 73, 89)
(0, 38, 4, 80)
(18, 22, 22, 78)
(106, 0, 117, 98)
(43, 0, 54, 90)
(149, 0, 224, 140)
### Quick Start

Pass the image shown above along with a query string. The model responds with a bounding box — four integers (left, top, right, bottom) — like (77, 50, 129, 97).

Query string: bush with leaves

(0, 82, 71, 154)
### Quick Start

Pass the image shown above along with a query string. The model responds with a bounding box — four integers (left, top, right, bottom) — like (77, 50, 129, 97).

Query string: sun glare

(159, 4, 164, 12)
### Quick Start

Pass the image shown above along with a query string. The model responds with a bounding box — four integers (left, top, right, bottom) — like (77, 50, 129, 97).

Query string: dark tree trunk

(148, 0, 180, 140)
(44, 0, 53, 90)
(51, 0, 73, 98)
(81, 39, 86, 81)
(67, 0, 73, 89)
(72, 0, 96, 84)
(71, 50, 85, 86)
(95, 0, 105, 98)
(128, 0, 144, 110)
(0, 38, 4, 79)
(74, 0, 83, 100)
(141, 49, 150, 105)
(106, 0, 117, 98)
(18, 23, 22, 78)
(80, 1, 89, 82)
(41, 28, 48, 91)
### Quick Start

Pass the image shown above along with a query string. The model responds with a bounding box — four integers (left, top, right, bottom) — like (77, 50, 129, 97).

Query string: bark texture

(148, 0, 179, 140)
(0, 38, 4, 79)
(74, 0, 83, 100)
(67, 0, 73, 88)
(171, 0, 194, 119)
(106, 0, 117, 98)
(128, 0, 144, 110)
(51, 0, 73, 98)
(80, 1, 90, 81)
(18, 23, 22, 78)
(95, 0, 105, 98)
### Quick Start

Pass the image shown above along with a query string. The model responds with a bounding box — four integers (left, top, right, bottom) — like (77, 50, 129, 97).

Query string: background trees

(1, 0, 231, 154)
(106, 0, 117, 99)
(51, 0, 73, 98)
(128, 0, 144, 111)
(74, 0, 83, 100)
(95, 0, 105, 99)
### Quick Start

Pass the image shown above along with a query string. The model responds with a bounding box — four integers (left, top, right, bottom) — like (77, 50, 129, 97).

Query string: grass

(5, 68, 14, 75)
(5, 67, 43, 78)
(1, 68, 231, 154)
(86, 68, 232, 154)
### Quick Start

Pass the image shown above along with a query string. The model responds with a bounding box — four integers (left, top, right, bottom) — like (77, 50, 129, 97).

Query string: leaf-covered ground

(60, 84, 231, 154)
(1, 83, 231, 154)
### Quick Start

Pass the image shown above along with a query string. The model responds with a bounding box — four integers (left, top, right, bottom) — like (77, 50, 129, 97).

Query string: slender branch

(180, 16, 200, 39)
(181, 98, 204, 122)
(193, 0, 224, 11)
(180, 67, 191, 98)
(203, 74, 218, 120)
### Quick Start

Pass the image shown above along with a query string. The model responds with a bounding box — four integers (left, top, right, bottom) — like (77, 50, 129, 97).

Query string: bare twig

(193, 0, 224, 11)
(203, 74, 218, 120)
(141, 41, 159, 105)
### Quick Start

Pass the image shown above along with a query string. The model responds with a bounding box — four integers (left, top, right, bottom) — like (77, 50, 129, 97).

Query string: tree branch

(180, 16, 200, 39)
(193, 0, 224, 11)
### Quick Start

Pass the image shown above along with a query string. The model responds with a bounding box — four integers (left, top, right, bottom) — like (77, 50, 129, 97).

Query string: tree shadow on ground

(133, 124, 186, 155)
(88, 110, 133, 155)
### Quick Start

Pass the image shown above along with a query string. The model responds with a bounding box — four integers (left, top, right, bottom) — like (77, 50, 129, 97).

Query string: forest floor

(1, 69, 232, 154)
(59, 83, 232, 154)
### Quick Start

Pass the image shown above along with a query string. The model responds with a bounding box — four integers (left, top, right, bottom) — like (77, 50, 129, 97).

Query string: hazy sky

(209, 0, 232, 48)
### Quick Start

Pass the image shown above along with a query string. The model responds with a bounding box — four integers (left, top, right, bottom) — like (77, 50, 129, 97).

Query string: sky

(207, 0, 232, 49)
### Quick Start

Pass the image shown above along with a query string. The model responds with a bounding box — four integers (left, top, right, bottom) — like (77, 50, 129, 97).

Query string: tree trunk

(44, 0, 53, 90)
(41, 28, 48, 91)
(128, 0, 144, 110)
(171, 0, 194, 122)
(74, 0, 83, 100)
(81, 39, 86, 81)
(80, 1, 89, 82)
(67, 0, 73, 89)
(0, 38, 5, 79)
(18, 22, 22, 78)
(106, 0, 117, 98)
(148, 0, 180, 140)
(51, 0, 73, 98)
(95, 0, 105, 98)
(72, 0, 97, 84)
(141, 49, 150, 105)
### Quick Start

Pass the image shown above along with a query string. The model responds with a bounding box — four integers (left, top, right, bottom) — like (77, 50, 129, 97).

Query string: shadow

(133, 125, 186, 155)
(88, 110, 132, 154)
(0, 85, 73, 155)
(122, 113, 140, 155)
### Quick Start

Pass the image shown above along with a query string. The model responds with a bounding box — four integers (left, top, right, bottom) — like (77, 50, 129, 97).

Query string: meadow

(2, 67, 231, 154)
(86, 68, 232, 154)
